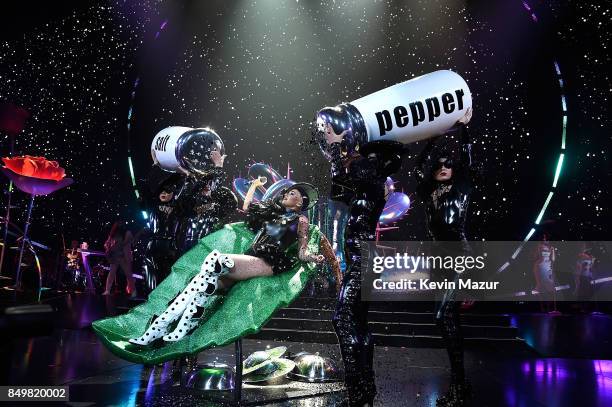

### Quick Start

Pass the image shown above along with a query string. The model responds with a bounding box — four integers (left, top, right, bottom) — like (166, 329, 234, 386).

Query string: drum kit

(0, 215, 126, 295)
(60, 248, 87, 292)
(58, 245, 109, 293)
(59, 243, 149, 294)
(0, 214, 114, 294)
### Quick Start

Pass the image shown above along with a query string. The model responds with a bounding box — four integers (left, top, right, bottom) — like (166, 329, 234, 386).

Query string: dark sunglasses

(433, 159, 454, 171)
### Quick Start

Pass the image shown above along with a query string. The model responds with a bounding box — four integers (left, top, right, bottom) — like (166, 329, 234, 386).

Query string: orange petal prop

(2, 155, 66, 181)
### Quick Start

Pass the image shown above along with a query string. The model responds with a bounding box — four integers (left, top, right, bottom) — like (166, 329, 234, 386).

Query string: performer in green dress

(92, 179, 341, 365)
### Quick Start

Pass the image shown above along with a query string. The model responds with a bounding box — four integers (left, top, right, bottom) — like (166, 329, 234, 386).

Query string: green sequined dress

(91, 221, 322, 365)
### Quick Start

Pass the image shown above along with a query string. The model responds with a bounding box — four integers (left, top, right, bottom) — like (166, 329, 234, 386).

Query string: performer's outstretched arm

(242, 176, 266, 211)
(297, 215, 324, 263)
(319, 234, 342, 293)
(454, 107, 473, 169)
(459, 124, 472, 168)
(323, 123, 348, 177)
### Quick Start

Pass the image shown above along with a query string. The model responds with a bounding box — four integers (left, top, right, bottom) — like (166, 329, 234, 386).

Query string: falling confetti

(0, 0, 608, 249)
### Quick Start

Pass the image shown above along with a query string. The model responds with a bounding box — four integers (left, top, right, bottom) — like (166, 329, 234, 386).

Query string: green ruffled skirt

(92, 222, 322, 365)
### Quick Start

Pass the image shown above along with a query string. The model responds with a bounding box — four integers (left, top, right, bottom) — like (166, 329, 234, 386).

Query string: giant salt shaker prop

(151, 126, 225, 175)
(315, 70, 472, 159)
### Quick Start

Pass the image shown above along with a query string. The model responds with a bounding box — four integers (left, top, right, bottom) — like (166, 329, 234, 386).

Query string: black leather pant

(143, 238, 177, 292)
(333, 265, 375, 402)
(332, 197, 384, 404)
(435, 270, 465, 385)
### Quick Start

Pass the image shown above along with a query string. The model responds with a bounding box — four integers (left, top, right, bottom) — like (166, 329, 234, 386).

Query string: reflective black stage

(2, 291, 612, 406)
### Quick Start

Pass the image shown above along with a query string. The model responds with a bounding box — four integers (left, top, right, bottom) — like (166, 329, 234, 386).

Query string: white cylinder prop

(351, 70, 472, 144)
(150, 126, 225, 175)
(151, 126, 193, 172)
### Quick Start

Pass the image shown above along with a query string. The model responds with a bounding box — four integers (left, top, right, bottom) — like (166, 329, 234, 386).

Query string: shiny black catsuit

(144, 200, 181, 291)
(244, 200, 300, 274)
(328, 142, 403, 403)
(415, 123, 473, 389)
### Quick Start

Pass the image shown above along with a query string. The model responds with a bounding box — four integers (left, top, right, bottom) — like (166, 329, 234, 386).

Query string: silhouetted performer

(321, 118, 405, 406)
(414, 108, 473, 406)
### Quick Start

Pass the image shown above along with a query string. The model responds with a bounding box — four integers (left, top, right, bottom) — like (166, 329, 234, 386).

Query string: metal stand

(549, 279, 562, 315)
(234, 339, 243, 404)
(0, 133, 16, 279)
(13, 195, 34, 290)
(79, 250, 97, 292)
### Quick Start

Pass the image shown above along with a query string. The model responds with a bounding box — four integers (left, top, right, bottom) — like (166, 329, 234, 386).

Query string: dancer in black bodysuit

(316, 104, 407, 406)
(414, 108, 474, 406)
(142, 173, 184, 291)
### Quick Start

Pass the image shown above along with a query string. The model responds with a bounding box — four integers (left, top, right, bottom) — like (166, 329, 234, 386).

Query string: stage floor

(2, 292, 612, 406)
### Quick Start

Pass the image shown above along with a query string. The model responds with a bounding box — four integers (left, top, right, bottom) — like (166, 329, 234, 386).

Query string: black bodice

(422, 182, 471, 241)
(328, 144, 398, 207)
(246, 201, 300, 253)
(147, 203, 179, 240)
(244, 200, 301, 273)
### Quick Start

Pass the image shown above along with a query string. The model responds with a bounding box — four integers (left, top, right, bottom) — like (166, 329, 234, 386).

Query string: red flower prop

(1, 156, 73, 196)
(2, 155, 66, 181)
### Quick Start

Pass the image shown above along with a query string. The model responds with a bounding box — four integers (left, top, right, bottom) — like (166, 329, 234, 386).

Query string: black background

(0, 0, 609, 253)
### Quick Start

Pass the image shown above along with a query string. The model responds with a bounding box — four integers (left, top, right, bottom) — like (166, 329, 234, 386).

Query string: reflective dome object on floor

(289, 353, 342, 383)
(242, 346, 288, 375)
(243, 358, 296, 383)
(183, 362, 235, 391)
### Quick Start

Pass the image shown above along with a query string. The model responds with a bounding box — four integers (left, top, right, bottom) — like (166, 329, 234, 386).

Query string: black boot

(343, 372, 376, 407)
(363, 367, 377, 400)
(436, 381, 472, 407)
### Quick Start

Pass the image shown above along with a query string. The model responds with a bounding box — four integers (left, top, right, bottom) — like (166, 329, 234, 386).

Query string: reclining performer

(92, 179, 341, 363)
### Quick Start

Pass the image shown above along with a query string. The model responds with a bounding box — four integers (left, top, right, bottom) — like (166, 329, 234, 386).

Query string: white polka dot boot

(162, 251, 234, 342)
(128, 297, 189, 346)
(128, 250, 230, 345)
